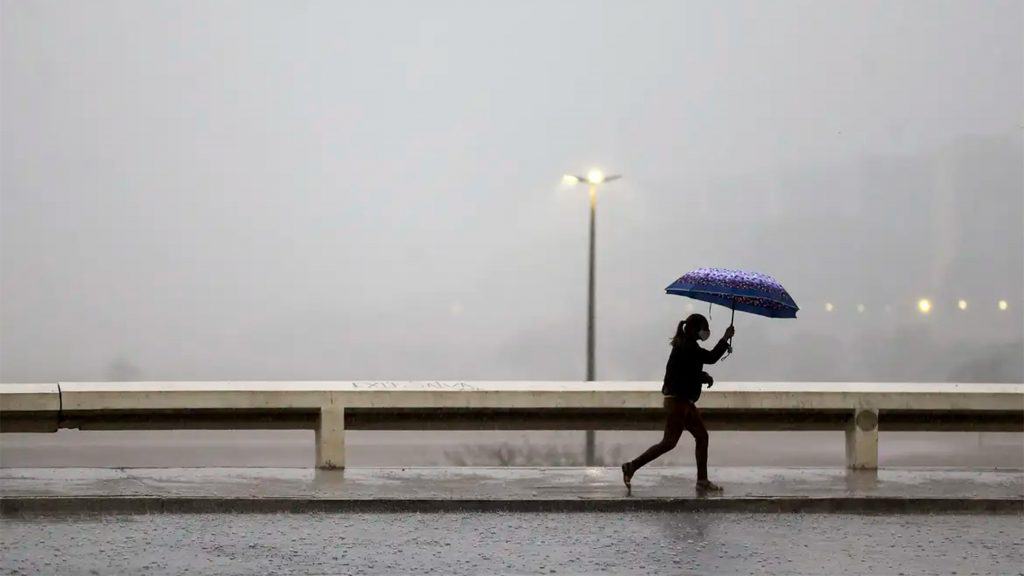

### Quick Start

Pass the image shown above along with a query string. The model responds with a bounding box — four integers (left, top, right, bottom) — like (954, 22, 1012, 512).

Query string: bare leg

(683, 403, 722, 492)
(629, 397, 685, 471)
(623, 398, 685, 493)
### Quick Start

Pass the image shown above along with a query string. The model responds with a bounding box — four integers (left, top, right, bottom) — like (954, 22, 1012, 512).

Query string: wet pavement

(4, 429, 1022, 469)
(2, 511, 1022, 575)
(1, 466, 1021, 513)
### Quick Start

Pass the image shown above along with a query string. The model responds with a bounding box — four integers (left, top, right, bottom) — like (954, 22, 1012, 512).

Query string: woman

(621, 313, 734, 494)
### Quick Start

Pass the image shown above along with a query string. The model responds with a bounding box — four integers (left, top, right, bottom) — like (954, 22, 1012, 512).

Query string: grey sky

(2, 0, 1021, 383)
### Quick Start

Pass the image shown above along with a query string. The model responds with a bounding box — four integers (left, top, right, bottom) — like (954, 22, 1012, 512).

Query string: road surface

(2, 512, 1021, 575)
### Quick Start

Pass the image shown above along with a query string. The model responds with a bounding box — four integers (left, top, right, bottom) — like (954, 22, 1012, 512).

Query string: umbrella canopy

(666, 267, 799, 320)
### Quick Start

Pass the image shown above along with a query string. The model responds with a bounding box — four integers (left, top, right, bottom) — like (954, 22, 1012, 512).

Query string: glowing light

(917, 299, 932, 314)
(825, 302, 834, 312)
(856, 304, 865, 314)
(958, 299, 968, 311)
(586, 169, 605, 184)
(562, 174, 580, 185)
(998, 300, 1009, 311)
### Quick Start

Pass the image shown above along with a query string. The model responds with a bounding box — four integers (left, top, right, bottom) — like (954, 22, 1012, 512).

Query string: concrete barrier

(0, 383, 60, 433)
(2, 381, 1021, 470)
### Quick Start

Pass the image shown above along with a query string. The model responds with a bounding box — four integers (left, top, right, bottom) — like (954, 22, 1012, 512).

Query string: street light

(917, 298, 932, 314)
(563, 168, 621, 466)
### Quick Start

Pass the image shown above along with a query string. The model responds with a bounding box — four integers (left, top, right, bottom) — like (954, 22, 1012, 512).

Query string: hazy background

(2, 0, 1022, 385)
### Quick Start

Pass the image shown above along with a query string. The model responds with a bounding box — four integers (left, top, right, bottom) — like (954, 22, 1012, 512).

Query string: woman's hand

(701, 371, 714, 388)
(723, 326, 735, 340)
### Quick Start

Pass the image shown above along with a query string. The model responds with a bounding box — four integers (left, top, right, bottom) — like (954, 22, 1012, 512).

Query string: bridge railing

(2, 381, 1021, 469)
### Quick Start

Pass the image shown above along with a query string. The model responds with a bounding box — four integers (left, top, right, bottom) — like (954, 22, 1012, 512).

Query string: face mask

(698, 329, 711, 341)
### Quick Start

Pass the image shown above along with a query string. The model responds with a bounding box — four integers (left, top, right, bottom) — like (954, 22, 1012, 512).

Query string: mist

(2, 0, 1021, 383)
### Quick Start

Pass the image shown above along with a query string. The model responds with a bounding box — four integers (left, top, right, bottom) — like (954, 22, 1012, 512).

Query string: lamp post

(563, 169, 621, 466)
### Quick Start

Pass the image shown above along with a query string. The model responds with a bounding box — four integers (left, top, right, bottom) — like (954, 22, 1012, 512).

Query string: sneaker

(621, 462, 634, 495)
(695, 479, 723, 494)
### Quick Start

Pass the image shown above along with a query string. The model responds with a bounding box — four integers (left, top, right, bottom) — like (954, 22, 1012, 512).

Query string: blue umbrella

(666, 267, 799, 354)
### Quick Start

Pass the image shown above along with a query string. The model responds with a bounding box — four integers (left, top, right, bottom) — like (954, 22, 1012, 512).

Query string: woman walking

(621, 313, 734, 494)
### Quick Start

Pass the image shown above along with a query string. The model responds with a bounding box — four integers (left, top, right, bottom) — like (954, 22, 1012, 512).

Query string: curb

(2, 497, 1021, 515)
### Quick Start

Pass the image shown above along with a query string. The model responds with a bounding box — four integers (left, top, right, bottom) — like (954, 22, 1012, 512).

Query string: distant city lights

(815, 297, 1015, 316)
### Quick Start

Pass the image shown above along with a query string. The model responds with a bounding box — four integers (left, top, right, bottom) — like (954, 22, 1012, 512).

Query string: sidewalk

(2, 466, 1021, 514)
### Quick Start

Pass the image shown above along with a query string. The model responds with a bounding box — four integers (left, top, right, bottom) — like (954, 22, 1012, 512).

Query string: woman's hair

(671, 313, 709, 347)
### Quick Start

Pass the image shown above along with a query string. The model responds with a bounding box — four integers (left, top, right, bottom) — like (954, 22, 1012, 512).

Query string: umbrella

(665, 267, 799, 354)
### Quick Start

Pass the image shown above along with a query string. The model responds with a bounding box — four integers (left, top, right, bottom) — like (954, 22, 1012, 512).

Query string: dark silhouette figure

(621, 313, 734, 494)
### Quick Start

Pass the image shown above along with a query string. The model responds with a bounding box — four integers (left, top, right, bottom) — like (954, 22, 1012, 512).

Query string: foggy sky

(2, 0, 1022, 383)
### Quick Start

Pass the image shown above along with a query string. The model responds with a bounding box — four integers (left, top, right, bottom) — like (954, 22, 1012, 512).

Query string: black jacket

(661, 337, 730, 402)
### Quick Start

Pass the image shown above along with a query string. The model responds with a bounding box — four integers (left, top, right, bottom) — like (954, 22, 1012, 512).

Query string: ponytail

(670, 319, 687, 347)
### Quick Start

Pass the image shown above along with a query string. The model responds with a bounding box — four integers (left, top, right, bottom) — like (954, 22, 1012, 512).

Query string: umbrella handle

(726, 300, 735, 355)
